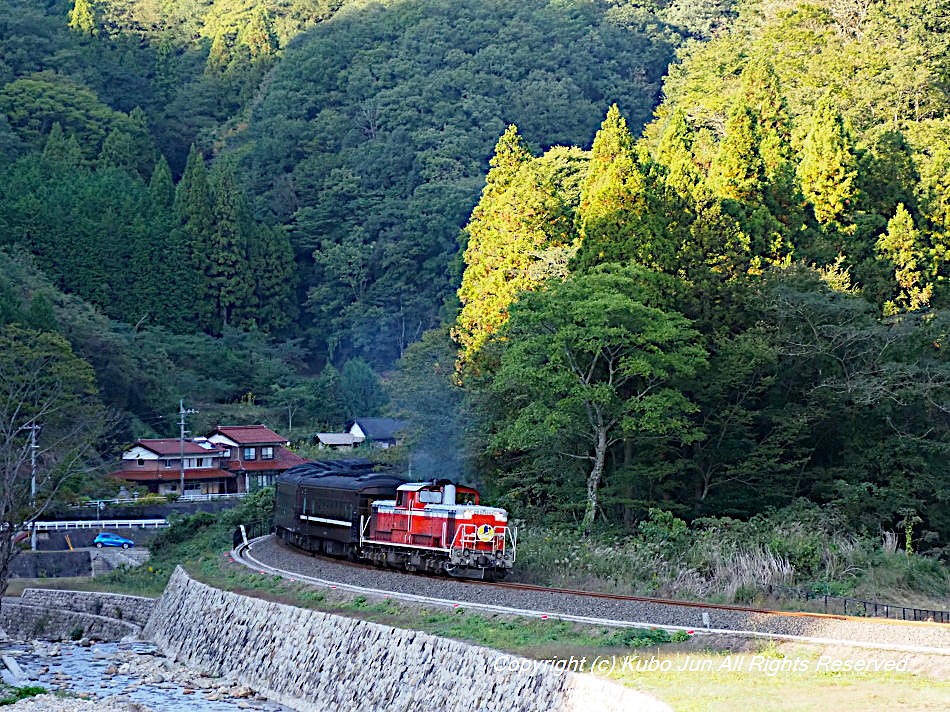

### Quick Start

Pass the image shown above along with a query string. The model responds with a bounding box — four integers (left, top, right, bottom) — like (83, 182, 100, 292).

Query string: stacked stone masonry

(145, 567, 671, 712)
(0, 601, 139, 641)
(20, 589, 155, 627)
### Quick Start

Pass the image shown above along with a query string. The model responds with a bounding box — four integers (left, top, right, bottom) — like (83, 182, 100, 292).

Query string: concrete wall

(9, 550, 91, 578)
(0, 601, 140, 641)
(20, 589, 155, 627)
(54, 497, 242, 521)
(35, 527, 164, 551)
(145, 567, 670, 712)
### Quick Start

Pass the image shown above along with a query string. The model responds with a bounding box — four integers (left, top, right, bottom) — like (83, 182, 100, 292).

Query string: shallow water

(0, 642, 296, 712)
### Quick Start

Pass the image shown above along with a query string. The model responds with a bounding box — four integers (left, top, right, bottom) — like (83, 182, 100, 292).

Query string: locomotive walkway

(234, 535, 950, 656)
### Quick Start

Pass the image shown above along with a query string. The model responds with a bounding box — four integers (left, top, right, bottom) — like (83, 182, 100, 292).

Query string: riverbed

(0, 641, 297, 712)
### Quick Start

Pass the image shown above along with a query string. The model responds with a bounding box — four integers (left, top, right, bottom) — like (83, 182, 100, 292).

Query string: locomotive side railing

(452, 523, 517, 562)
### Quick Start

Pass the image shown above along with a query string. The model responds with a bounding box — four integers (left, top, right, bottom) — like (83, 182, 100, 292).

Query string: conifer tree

(67, 0, 96, 34)
(41, 123, 82, 168)
(207, 33, 233, 73)
(126, 107, 156, 178)
(97, 129, 136, 172)
(248, 224, 297, 333)
(575, 105, 672, 271)
(655, 108, 700, 200)
(207, 160, 254, 329)
(797, 97, 859, 226)
(877, 204, 932, 314)
(148, 156, 174, 209)
(455, 125, 536, 370)
(174, 145, 216, 329)
(740, 59, 792, 177)
(481, 124, 531, 198)
(714, 102, 765, 204)
(241, 7, 279, 57)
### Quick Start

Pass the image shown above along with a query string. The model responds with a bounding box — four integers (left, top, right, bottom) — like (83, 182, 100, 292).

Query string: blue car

(94, 533, 134, 549)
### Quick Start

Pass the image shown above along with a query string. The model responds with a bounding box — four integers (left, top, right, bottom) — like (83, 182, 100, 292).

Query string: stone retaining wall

(20, 589, 155, 627)
(145, 567, 670, 712)
(0, 601, 140, 641)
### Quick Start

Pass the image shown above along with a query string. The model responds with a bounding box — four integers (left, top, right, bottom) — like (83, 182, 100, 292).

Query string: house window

(243, 447, 256, 461)
(261, 447, 274, 460)
(136, 459, 144, 467)
(164, 459, 173, 469)
(196, 458, 204, 467)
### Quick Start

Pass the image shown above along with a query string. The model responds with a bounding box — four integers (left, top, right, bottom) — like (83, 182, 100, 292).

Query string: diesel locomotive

(274, 459, 516, 579)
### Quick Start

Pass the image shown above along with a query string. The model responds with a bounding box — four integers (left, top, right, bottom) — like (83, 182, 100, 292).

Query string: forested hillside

(453, 0, 950, 557)
(0, 0, 685, 470)
(1, 0, 949, 599)
(231, 0, 680, 364)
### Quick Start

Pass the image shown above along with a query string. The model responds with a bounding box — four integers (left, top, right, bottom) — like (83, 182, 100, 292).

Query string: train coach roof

(277, 459, 406, 491)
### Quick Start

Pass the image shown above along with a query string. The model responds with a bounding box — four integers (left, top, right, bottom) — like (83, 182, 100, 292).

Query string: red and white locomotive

(274, 460, 516, 579)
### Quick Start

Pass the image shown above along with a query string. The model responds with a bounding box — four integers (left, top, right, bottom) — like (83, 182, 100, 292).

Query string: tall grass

(515, 502, 950, 607)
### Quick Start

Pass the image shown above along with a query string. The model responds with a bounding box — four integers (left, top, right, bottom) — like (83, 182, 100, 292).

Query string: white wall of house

(207, 433, 240, 449)
(122, 446, 160, 461)
(348, 424, 367, 441)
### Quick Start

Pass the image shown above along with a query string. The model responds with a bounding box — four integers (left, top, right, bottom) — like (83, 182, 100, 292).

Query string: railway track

(232, 535, 950, 656)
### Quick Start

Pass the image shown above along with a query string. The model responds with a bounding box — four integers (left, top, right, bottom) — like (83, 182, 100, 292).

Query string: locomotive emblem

(476, 524, 495, 542)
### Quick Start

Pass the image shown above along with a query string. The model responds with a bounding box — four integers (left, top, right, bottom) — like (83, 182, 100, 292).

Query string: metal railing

(766, 584, 949, 623)
(233, 520, 273, 547)
(33, 519, 169, 531)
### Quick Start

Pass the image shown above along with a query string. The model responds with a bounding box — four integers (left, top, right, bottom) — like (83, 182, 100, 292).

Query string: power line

(18, 422, 41, 551)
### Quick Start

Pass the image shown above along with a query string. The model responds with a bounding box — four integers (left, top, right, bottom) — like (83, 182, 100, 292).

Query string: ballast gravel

(247, 535, 950, 654)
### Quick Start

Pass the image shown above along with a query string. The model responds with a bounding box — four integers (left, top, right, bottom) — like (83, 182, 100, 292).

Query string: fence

(232, 520, 273, 548)
(33, 519, 169, 531)
(766, 584, 949, 623)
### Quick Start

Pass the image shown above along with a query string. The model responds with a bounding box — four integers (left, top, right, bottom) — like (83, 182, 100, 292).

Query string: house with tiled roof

(110, 425, 307, 496)
(206, 425, 307, 491)
(346, 418, 408, 449)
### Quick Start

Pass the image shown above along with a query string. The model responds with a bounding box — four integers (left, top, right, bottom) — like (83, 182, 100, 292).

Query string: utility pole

(18, 422, 41, 551)
(178, 400, 199, 497)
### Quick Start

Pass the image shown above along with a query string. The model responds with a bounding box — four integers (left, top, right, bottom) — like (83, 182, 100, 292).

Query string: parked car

(94, 533, 134, 549)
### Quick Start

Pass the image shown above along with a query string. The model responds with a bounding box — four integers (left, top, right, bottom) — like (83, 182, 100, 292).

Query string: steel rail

(232, 536, 950, 656)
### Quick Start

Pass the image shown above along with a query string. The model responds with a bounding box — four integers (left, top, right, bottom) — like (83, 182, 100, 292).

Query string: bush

(515, 501, 950, 607)
(0, 686, 46, 705)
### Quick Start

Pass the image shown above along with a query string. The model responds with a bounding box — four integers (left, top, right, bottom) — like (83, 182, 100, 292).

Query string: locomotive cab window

(396, 491, 408, 507)
(457, 492, 477, 505)
(418, 489, 442, 504)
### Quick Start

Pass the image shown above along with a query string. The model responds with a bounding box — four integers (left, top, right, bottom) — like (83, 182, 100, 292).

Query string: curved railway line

(232, 534, 950, 656)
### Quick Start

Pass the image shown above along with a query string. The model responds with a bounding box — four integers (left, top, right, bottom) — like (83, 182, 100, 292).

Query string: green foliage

(797, 96, 859, 227)
(0, 686, 46, 706)
(338, 359, 386, 419)
(456, 129, 584, 370)
(239, 0, 675, 365)
(488, 265, 707, 532)
(68, 0, 97, 35)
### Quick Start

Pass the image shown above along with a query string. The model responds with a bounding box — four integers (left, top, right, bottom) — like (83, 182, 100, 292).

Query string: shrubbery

(516, 502, 950, 607)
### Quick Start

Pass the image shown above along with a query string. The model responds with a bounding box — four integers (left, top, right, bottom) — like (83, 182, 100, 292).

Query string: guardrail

(33, 519, 169, 531)
(766, 584, 949, 623)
